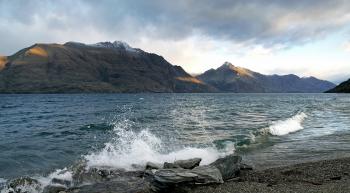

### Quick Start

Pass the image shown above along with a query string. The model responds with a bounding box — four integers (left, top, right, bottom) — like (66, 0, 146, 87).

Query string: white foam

(263, 112, 307, 136)
(85, 119, 232, 170)
(0, 178, 6, 191)
(1, 179, 42, 193)
(0, 168, 73, 193)
(37, 168, 72, 188)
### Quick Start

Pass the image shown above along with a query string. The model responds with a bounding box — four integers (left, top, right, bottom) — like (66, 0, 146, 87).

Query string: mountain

(326, 79, 350, 93)
(0, 41, 215, 93)
(0, 56, 7, 70)
(197, 62, 335, 93)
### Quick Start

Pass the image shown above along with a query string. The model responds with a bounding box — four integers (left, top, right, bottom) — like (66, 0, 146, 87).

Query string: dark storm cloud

(83, 0, 350, 44)
(1, 0, 350, 54)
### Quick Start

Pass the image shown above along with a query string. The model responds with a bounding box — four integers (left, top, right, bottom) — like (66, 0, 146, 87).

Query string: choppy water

(1, 93, 350, 191)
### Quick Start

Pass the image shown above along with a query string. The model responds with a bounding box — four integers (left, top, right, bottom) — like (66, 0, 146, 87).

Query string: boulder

(210, 154, 242, 181)
(43, 185, 67, 193)
(152, 166, 223, 191)
(145, 162, 163, 170)
(72, 167, 109, 184)
(7, 177, 42, 193)
(163, 162, 180, 169)
(191, 165, 223, 184)
(71, 165, 128, 185)
(174, 158, 202, 169)
(153, 168, 197, 184)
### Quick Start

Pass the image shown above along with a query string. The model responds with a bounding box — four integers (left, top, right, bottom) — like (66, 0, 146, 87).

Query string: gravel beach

(185, 157, 350, 193)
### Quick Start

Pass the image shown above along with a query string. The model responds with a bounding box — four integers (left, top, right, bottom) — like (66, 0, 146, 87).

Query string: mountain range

(197, 62, 335, 93)
(0, 41, 336, 93)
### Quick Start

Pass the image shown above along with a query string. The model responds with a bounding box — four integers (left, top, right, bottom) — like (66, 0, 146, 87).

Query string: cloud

(1, 0, 350, 54)
(343, 41, 350, 52)
(1, 0, 350, 82)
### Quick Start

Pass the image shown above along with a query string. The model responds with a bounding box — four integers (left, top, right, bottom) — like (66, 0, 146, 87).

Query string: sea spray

(36, 168, 72, 188)
(0, 169, 73, 193)
(233, 112, 308, 149)
(85, 118, 233, 170)
(262, 112, 307, 136)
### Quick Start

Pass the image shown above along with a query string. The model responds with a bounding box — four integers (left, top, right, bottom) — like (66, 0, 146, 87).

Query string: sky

(1, 0, 350, 83)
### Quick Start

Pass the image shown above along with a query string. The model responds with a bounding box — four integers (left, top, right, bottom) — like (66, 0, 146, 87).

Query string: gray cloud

(1, 0, 350, 54)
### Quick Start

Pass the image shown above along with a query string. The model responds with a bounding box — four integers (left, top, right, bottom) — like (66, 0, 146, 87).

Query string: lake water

(1, 93, 350, 190)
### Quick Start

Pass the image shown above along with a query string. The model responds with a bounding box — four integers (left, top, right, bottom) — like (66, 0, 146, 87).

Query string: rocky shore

(3, 156, 350, 193)
(190, 157, 350, 193)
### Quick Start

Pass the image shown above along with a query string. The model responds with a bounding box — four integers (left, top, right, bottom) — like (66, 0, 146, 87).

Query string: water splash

(262, 112, 307, 136)
(0, 169, 72, 193)
(85, 119, 232, 170)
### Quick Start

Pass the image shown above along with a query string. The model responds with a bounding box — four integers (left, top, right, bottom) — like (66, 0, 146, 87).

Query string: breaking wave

(1, 118, 234, 193)
(85, 119, 233, 170)
(1, 112, 307, 192)
(0, 169, 72, 193)
(262, 112, 307, 136)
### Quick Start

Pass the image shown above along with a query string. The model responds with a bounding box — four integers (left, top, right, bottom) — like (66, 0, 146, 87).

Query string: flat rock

(192, 165, 224, 184)
(43, 185, 67, 193)
(152, 165, 223, 191)
(163, 162, 181, 169)
(210, 154, 242, 181)
(174, 158, 202, 169)
(145, 162, 163, 170)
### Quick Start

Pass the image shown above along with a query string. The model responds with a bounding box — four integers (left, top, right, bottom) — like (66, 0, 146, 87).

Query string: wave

(1, 112, 307, 192)
(1, 118, 234, 193)
(261, 112, 307, 136)
(84, 119, 233, 170)
(230, 112, 308, 150)
(0, 169, 72, 193)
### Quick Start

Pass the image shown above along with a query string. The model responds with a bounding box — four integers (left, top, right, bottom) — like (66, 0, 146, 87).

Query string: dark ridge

(326, 78, 350, 93)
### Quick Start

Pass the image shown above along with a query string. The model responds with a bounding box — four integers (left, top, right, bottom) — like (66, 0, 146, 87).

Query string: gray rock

(191, 165, 224, 184)
(174, 158, 202, 169)
(71, 165, 128, 185)
(7, 177, 41, 193)
(51, 178, 71, 187)
(72, 167, 108, 185)
(152, 166, 223, 191)
(163, 162, 181, 169)
(43, 185, 67, 193)
(145, 162, 163, 170)
(153, 168, 197, 184)
(210, 154, 242, 181)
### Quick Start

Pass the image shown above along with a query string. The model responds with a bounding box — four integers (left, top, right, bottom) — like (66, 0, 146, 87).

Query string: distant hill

(326, 79, 350, 93)
(0, 41, 214, 93)
(197, 62, 335, 93)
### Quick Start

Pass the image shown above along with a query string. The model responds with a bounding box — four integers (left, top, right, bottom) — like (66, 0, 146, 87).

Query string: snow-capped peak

(91, 41, 139, 52)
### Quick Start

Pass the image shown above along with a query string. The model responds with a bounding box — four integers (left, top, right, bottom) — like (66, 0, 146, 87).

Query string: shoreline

(187, 157, 350, 193)
(2, 156, 349, 193)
